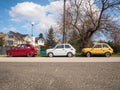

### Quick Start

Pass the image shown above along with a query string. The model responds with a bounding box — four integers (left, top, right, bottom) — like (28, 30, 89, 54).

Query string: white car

(46, 44, 76, 57)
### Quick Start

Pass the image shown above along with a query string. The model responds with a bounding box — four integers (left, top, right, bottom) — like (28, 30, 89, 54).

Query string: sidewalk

(0, 57, 120, 62)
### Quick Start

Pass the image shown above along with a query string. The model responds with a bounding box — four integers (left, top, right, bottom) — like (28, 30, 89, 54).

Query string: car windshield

(55, 45, 64, 49)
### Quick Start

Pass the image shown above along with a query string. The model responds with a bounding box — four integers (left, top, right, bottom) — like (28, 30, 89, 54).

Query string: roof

(8, 31, 28, 40)
(0, 32, 6, 38)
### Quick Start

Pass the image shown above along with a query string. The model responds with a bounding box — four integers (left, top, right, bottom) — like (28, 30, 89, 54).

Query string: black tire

(27, 52, 33, 57)
(67, 52, 73, 57)
(86, 52, 91, 57)
(7, 52, 12, 57)
(105, 52, 111, 57)
(48, 52, 53, 57)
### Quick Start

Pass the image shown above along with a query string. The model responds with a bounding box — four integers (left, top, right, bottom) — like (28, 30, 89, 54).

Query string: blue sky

(0, 0, 62, 37)
(0, 0, 120, 39)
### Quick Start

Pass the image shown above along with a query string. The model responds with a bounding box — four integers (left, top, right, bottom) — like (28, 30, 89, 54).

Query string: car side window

(24, 45, 30, 48)
(16, 45, 21, 48)
(21, 45, 25, 48)
(103, 44, 108, 48)
(56, 45, 64, 49)
(94, 45, 102, 48)
(65, 45, 71, 48)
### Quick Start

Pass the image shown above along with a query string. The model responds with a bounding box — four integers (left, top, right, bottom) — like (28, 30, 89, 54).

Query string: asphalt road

(0, 57, 120, 90)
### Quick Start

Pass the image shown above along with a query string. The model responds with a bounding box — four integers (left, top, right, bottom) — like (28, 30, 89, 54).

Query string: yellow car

(82, 43, 113, 57)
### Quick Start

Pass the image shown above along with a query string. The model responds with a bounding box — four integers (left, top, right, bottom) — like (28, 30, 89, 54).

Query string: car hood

(46, 48, 54, 52)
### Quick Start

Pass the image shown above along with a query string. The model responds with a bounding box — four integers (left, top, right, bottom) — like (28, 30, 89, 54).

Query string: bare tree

(60, 0, 120, 48)
(110, 26, 120, 44)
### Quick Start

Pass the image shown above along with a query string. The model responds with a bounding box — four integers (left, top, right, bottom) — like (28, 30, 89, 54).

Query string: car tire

(67, 52, 73, 57)
(7, 52, 12, 57)
(27, 52, 33, 57)
(105, 52, 111, 57)
(48, 53, 53, 57)
(86, 52, 91, 57)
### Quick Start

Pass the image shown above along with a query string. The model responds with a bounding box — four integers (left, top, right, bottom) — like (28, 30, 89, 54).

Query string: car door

(102, 44, 109, 53)
(53, 45, 66, 56)
(18, 44, 27, 56)
(91, 44, 103, 54)
(65, 45, 72, 53)
(12, 45, 21, 56)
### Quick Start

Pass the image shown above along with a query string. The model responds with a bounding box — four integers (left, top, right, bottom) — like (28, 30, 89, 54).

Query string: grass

(75, 53, 83, 57)
(0, 55, 7, 57)
(112, 53, 120, 57)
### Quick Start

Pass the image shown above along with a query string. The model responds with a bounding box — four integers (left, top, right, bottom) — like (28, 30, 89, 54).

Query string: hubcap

(49, 53, 53, 57)
(68, 53, 72, 57)
(87, 53, 91, 57)
(105, 53, 110, 57)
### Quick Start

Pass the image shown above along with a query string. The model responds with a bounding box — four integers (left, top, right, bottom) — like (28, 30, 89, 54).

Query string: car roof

(94, 43, 107, 45)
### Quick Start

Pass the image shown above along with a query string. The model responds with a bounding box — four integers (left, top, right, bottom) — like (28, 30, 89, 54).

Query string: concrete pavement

(0, 57, 120, 62)
(0, 62, 120, 90)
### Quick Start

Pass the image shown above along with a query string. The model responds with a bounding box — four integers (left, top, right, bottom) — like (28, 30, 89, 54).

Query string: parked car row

(6, 43, 113, 57)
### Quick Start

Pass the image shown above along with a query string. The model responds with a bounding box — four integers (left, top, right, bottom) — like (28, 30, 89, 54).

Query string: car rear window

(65, 45, 71, 48)
(56, 45, 64, 49)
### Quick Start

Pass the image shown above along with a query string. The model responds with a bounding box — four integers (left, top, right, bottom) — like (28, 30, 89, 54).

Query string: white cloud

(2, 26, 16, 32)
(9, 1, 63, 33)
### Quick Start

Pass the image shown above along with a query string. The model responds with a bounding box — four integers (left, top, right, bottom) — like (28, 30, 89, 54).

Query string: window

(94, 45, 102, 48)
(65, 45, 71, 48)
(56, 45, 64, 49)
(16, 45, 21, 48)
(103, 44, 108, 48)
(8, 40, 13, 45)
(8, 34, 14, 38)
(21, 45, 25, 48)
(24, 44, 30, 48)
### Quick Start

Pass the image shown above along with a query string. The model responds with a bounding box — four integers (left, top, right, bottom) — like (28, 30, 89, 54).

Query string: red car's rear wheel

(7, 52, 13, 57)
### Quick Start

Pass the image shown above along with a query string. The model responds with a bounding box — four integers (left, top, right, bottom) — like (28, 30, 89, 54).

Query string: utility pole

(63, 0, 66, 43)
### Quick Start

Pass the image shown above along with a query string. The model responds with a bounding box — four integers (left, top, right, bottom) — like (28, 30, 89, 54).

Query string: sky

(0, 0, 120, 40)
(0, 0, 63, 37)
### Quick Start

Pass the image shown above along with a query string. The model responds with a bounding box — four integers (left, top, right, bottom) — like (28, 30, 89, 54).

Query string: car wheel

(27, 52, 33, 57)
(67, 52, 73, 57)
(86, 52, 91, 57)
(105, 52, 111, 57)
(7, 52, 12, 57)
(48, 53, 53, 57)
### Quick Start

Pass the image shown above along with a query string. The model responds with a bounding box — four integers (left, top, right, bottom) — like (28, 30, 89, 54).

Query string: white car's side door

(53, 45, 66, 56)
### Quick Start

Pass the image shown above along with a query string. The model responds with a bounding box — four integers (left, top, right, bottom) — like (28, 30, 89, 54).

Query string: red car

(6, 44, 37, 57)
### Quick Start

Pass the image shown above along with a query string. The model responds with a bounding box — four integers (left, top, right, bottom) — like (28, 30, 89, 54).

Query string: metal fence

(0, 46, 13, 55)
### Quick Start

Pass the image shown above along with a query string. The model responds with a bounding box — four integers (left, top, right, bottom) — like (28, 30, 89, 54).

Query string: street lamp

(31, 22, 35, 45)
(31, 22, 34, 36)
